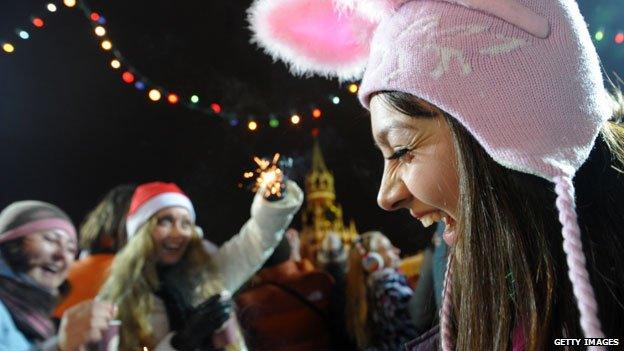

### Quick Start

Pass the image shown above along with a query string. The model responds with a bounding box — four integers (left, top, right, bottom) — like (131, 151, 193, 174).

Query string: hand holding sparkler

(243, 153, 288, 201)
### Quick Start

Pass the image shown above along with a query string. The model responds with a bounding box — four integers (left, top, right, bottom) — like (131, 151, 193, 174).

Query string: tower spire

(312, 139, 328, 173)
(300, 140, 359, 265)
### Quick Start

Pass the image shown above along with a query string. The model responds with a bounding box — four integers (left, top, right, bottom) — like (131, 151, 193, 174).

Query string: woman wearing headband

(0, 201, 115, 351)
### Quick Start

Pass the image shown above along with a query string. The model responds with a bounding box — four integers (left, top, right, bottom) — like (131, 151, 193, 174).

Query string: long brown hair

(79, 184, 135, 253)
(378, 92, 624, 350)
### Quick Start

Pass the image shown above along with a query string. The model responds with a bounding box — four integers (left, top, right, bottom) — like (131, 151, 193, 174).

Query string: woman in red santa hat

(99, 178, 303, 351)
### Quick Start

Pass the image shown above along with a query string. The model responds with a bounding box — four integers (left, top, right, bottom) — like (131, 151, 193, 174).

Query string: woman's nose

(170, 223, 184, 237)
(377, 169, 410, 211)
(52, 242, 73, 265)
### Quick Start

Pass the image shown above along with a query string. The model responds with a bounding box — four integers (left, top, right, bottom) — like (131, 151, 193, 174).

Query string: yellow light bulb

(63, 0, 76, 7)
(248, 121, 258, 131)
(101, 40, 112, 50)
(148, 89, 162, 101)
(2, 43, 15, 53)
(94, 26, 106, 37)
(348, 83, 358, 94)
(290, 114, 301, 124)
(110, 59, 121, 69)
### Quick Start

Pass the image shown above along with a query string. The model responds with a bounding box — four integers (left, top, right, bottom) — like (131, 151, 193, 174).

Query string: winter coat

(0, 300, 31, 351)
(367, 268, 417, 351)
(152, 180, 304, 350)
(54, 253, 115, 318)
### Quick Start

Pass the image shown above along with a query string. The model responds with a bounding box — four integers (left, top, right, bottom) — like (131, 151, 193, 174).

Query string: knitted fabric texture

(0, 201, 76, 244)
(358, 0, 611, 181)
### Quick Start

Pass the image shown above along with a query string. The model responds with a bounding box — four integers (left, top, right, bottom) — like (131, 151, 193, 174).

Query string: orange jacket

(53, 254, 114, 318)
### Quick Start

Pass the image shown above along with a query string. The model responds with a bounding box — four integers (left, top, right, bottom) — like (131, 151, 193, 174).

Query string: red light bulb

(122, 71, 135, 84)
(210, 103, 222, 114)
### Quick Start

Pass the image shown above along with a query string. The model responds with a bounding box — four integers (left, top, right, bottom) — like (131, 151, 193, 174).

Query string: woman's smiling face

(151, 207, 194, 265)
(370, 94, 460, 245)
(22, 229, 77, 290)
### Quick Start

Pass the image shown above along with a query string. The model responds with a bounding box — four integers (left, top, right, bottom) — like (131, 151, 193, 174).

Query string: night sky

(1, 0, 622, 255)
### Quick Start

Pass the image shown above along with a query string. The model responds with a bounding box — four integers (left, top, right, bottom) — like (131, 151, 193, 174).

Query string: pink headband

(0, 218, 77, 245)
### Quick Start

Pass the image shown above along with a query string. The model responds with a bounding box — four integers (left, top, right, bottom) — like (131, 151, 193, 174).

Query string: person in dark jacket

(345, 231, 416, 351)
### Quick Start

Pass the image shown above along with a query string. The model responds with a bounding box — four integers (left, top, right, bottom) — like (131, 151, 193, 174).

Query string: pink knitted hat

(249, 0, 612, 346)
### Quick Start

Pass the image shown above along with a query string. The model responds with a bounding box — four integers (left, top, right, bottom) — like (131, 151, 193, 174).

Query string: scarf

(0, 271, 58, 342)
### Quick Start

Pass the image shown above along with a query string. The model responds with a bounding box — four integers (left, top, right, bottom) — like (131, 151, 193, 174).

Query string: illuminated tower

(299, 140, 359, 264)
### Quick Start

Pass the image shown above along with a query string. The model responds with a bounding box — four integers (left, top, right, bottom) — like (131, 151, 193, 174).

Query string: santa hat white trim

(126, 193, 195, 239)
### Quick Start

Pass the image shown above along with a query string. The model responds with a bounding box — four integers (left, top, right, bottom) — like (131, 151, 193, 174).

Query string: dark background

(1, 0, 622, 254)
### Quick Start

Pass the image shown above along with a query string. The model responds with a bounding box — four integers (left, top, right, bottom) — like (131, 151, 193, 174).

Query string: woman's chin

(158, 253, 184, 266)
(28, 268, 63, 290)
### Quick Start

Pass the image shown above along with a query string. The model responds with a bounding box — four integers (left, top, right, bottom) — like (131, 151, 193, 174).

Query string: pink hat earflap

(440, 254, 454, 351)
(248, 0, 382, 80)
(553, 172, 605, 341)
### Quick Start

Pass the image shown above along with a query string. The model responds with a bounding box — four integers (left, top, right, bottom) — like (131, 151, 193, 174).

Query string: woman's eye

(387, 148, 410, 160)
(66, 246, 77, 256)
(157, 218, 172, 225)
(44, 233, 59, 243)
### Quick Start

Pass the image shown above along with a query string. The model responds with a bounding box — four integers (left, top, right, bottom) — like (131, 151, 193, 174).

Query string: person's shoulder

(0, 299, 13, 321)
(297, 259, 317, 272)
(70, 254, 115, 273)
(369, 269, 413, 296)
(0, 298, 33, 349)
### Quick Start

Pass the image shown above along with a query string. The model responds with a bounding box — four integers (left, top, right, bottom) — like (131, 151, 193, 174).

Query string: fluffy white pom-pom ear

(248, 0, 379, 81)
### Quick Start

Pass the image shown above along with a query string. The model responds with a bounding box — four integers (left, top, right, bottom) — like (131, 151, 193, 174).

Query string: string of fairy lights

(3, 1, 622, 133)
(0, 0, 361, 133)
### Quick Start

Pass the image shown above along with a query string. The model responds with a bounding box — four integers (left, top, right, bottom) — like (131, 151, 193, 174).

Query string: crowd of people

(3, 0, 624, 350)
(0, 178, 425, 351)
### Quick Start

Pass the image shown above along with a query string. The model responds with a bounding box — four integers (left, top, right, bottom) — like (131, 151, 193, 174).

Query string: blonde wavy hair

(99, 217, 222, 350)
(345, 231, 387, 350)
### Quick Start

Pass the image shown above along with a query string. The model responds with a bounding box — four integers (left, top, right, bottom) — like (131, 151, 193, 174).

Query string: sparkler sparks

(245, 153, 285, 199)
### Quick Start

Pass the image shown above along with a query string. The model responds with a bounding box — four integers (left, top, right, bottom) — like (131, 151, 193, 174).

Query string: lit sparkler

(244, 153, 286, 200)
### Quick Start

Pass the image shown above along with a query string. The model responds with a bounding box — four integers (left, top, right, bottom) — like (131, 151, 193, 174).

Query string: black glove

(156, 283, 195, 332)
(170, 294, 233, 351)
